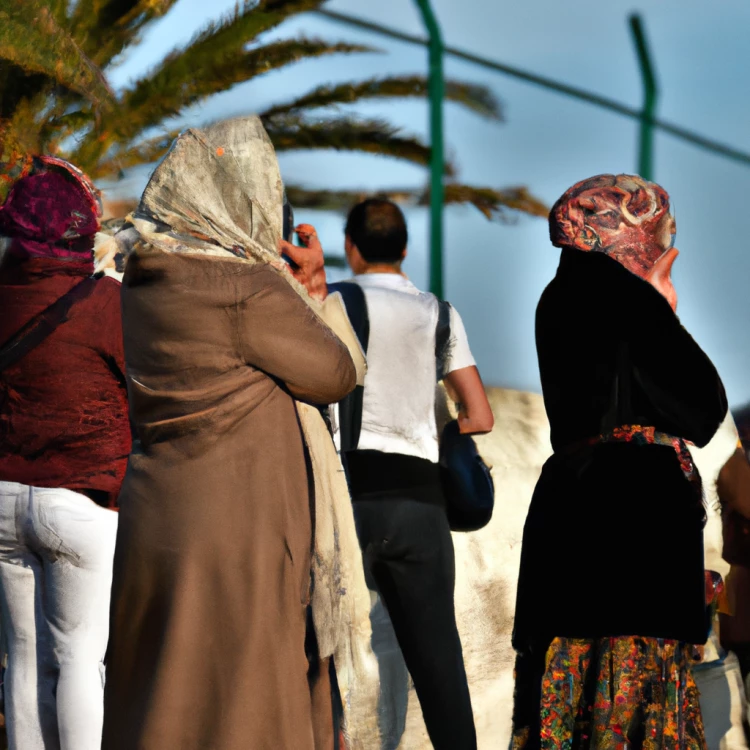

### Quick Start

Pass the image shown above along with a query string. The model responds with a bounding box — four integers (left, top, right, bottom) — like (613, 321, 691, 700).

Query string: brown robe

(102, 250, 356, 750)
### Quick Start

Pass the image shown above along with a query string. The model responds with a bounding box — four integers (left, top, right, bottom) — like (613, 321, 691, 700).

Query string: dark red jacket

(0, 255, 131, 507)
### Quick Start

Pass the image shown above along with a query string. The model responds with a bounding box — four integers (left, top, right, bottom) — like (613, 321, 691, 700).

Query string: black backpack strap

(435, 298, 452, 382)
(328, 281, 370, 452)
(0, 276, 98, 374)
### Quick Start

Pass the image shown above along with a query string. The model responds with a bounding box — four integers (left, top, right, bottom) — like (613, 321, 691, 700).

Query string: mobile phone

(283, 199, 295, 243)
(281, 197, 300, 269)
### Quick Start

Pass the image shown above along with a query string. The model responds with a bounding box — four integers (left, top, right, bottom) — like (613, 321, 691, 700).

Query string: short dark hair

(345, 199, 408, 263)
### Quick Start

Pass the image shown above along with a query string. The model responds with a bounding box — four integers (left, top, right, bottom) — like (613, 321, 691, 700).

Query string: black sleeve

(625, 276, 727, 448)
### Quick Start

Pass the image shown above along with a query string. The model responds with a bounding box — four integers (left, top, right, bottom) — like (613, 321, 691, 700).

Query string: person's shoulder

(537, 277, 558, 308)
(405, 284, 443, 309)
(404, 288, 440, 319)
(77, 274, 122, 316)
(233, 262, 300, 302)
(94, 273, 122, 291)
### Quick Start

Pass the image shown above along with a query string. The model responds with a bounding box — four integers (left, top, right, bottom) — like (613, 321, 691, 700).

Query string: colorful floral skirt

(511, 637, 707, 750)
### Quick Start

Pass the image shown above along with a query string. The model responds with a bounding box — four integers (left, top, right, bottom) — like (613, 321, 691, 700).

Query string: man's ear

(344, 236, 363, 271)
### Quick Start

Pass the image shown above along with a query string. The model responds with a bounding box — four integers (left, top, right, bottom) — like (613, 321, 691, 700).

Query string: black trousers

(346, 451, 477, 750)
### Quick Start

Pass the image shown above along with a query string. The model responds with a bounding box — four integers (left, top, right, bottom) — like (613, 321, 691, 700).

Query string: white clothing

(0, 482, 118, 750)
(690, 409, 750, 749)
(333, 273, 476, 463)
(694, 644, 749, 750)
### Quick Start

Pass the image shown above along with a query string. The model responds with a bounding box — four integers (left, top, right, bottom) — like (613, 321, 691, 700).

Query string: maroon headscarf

(0, 156, 102, 271)
(549, 174, 675, 279)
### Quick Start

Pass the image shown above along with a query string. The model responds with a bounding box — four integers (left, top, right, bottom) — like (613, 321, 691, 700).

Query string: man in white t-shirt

(298, 199, 494, 750)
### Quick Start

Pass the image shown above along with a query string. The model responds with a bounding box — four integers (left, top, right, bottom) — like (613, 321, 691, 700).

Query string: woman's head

(136, 115, 284, 262)
(0, 156, 101, 266)
(549, 174, 675, 279)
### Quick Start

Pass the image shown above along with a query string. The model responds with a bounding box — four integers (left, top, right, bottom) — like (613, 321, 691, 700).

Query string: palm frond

(126, 37, 370, 133)
(72, 0, 181, 67)
(0, 61, 48, 123)
(436, 184, 549, 219)
(73, 0, 327, 63)
(159, 0, 329, 59)
(39, 109, 97, 150)
(0, 121, 34, 201)
(284, 183, 549, 220)
(87, 129, 181, 179)
(265, 115, 456, 175)
(0, 1, 113, 107)
(284, 186, 413, 211)
(115, 0, 330, 85)
(47, 0, 70, 24)
(262, 76, 502, 121)
(71, 37, 372, 169)
(2, 89, 52, 155)
(70, 0, 122, 46)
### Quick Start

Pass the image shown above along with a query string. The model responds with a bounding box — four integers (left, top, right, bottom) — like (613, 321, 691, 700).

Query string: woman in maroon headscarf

(0, 157, 130, 750)
(511, 174, 728, 749)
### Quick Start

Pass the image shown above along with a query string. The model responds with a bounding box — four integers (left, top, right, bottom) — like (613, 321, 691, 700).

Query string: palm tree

(0, 0, 547, 219)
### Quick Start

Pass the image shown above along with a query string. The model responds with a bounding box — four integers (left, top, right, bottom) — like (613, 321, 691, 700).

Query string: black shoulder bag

(435, 300, 495, 532)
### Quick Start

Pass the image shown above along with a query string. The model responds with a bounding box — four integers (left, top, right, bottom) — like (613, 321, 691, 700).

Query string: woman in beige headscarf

(102, 116, 379, 750)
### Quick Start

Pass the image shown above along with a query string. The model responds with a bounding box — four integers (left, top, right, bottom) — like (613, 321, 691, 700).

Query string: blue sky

(105, 0, 750, 407)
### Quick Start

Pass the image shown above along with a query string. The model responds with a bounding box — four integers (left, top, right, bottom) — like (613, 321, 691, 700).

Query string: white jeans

(0, 482, 118, 750)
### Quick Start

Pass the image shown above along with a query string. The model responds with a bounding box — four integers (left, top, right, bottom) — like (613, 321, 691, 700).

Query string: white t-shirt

(331, 273, 476, 464)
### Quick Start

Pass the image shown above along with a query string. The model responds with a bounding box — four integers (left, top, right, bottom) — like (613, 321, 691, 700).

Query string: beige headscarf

(123, 116, 380, 747)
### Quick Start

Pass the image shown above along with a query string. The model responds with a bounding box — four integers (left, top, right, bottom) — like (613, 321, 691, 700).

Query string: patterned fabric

(513, 424, 726, 749)
(549, 174, 675, 279)
(0, 158, 101, 267)
(511, 574, 727, 750)
(567, 425, 699, 488)
(132, 117, 288, 267)
(35, 155, 102, 218)
(511, 637, 707, 750)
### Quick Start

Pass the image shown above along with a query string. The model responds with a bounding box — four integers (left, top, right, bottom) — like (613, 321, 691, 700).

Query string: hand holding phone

(278, 224, 328, 301)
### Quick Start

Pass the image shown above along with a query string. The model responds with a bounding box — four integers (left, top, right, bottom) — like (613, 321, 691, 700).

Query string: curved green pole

(629, 14, 659, 181)
(413, 0, 445, 299)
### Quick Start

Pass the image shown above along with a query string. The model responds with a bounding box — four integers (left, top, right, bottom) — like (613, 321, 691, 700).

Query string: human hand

(645, 247, 678, 312)
(278, 223, 327, 301)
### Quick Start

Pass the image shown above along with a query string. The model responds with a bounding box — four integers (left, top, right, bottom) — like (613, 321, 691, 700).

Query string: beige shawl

(121, 116, 380, 747)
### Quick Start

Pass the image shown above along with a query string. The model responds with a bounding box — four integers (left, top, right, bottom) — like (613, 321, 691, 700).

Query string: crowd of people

(0, 114, 748, 750)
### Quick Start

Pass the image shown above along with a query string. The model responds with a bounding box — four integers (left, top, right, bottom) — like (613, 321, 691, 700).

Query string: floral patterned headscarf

(549, 174, 675, 278)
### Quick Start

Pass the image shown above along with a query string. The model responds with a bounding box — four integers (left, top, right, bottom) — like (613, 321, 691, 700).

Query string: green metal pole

(413, 0, 445, 299)
(317, 12, 750, 170)
(629, 14, 658, 181)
